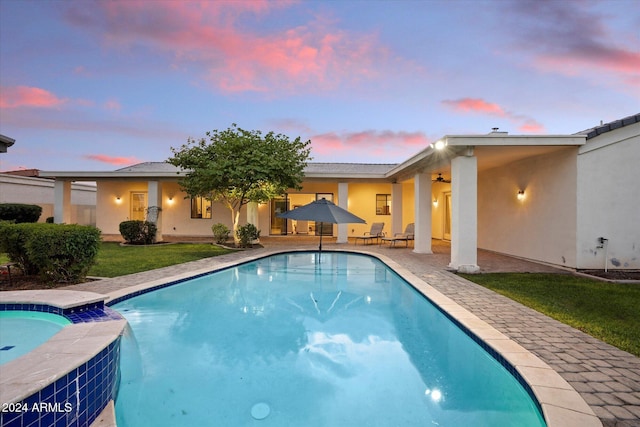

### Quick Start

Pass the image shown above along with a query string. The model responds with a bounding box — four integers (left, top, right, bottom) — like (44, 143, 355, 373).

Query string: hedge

(0, 203, 42, 223)
(119, 220, 157, 245)
(0, 223, 101, 283)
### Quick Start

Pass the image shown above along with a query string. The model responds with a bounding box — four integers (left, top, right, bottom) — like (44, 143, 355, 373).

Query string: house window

(376, 194, 391, 215)
(191, 196, 212, 219)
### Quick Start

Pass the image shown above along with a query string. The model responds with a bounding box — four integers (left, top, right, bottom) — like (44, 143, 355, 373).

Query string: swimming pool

(113, 251, 546, 426)
(0, 310, 71, 365)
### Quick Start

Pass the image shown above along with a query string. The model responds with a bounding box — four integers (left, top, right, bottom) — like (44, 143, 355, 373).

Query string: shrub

(26, 224, 101, 283)
(0, 222, 42, 274)
(211, 223, 231, 244)
(236, 223, 260, 248)
(119, 220, 157, 245)
(0, 203, 42, 223)
(0, 223, 101, 282)
(46, 216, 54, 223)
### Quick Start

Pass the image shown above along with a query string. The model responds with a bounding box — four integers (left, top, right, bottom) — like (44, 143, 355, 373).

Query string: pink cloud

(84, 154, 141, 165)
(0, 86, 67, 109)
(310, 130, 430, 162)
(104, 99, 121, 111)
(505, 1, 639, 90)
(65, 2, 391, 94)
(442, 98, 506, 116)
(442, 98, 545, 134)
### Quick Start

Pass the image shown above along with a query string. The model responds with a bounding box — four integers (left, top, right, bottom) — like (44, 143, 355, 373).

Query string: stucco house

(41, 114, 639, 272)
(0, 170, 96, 225)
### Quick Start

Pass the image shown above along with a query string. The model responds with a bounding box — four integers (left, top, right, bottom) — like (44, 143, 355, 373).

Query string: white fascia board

(443, 135, 586, 146)
(39, 171, 187, 180)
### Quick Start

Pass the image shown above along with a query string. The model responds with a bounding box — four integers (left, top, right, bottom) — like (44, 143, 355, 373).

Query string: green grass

(88, 242, 235, 277)
(459, 273, 640, 357)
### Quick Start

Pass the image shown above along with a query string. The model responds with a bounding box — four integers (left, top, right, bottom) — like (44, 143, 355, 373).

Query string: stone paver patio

(66, 237, 640, 427)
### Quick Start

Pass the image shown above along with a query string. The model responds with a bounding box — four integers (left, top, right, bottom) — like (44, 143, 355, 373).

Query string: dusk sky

(1, 0, 638, 172)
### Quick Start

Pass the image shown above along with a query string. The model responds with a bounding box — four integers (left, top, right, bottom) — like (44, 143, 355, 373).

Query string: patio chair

(354, 222, 385, 245)
(381, 223, 415, 247)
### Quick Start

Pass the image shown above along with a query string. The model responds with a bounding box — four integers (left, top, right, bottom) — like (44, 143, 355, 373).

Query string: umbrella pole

(319, 222, 323, 253)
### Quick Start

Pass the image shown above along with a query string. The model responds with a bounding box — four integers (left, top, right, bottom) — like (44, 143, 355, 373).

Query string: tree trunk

(232, 208, 241, 245)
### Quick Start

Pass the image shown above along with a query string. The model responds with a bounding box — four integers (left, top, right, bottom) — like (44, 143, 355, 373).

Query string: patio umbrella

(277, 198, 366, 252)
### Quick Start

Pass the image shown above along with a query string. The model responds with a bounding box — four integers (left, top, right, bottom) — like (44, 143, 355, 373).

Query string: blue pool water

(0, 310, 71, 365)
(113, 252, 546, 426)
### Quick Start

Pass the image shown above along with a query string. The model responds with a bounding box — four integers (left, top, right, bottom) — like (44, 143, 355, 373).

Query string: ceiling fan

(432, 173, 451, 183)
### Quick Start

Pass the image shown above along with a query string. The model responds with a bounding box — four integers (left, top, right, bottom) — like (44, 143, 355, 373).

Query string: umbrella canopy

(277, 198, 365, 252)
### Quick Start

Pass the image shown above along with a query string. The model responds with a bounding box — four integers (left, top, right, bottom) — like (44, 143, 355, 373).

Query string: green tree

(168, 124, 311, 243)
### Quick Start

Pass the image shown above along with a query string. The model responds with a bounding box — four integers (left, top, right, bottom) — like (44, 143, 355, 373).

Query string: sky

(0, 0, 638, 172)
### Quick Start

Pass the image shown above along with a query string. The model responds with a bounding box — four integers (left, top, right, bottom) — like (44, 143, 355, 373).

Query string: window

(376, 194, 391, 215)
(191, 196, 212, 219)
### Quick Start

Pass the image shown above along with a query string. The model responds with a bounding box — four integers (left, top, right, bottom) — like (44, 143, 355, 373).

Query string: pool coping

(0, 290, 126, 423)
(100, 248, 601, 427)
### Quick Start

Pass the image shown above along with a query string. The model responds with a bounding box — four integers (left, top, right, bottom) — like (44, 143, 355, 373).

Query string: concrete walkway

(67, 237, 640, 427)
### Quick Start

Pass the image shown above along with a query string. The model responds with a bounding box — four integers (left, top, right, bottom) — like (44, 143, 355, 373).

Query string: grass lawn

(88, 242, 235, 277)
(459, 273, 640, 357)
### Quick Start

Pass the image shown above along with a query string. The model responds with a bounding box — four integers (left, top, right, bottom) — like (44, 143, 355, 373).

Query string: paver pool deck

(65, 237, 640, 427)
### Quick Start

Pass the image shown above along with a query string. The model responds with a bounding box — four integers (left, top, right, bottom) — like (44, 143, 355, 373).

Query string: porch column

(147, 180, 163, 242)
(337, 182, 348, 243)
(247, 202, 260, 243)
(413, 172, 432, 254)
(53, 180, 71, 224)
(391, 183, 403, 235)
(449, 154, 479, 273)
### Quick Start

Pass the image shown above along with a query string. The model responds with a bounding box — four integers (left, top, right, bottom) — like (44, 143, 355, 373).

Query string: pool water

(0, 310, 71, 365)
(114, 252, 546, 426)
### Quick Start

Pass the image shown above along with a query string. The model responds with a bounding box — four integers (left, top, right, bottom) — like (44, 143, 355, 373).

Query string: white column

(247, 202, 260, 243)
(413, 172, 432, 254)
(53, 180, 71, 224)
(449, 155, 479, 273)
(337, 182, 348, 243)
(147, 180, 163, 241)
(391, 183, 403, 235)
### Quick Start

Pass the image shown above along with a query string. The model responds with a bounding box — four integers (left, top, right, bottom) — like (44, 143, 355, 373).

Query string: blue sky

(1, 0, 638, 172)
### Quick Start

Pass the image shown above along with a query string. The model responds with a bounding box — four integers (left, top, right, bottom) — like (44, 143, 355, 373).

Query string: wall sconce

(167, 195, 174, 204)
(115, 196, 122, 204)
(517, 190, 525, 201)
(433, 198, 438, 207)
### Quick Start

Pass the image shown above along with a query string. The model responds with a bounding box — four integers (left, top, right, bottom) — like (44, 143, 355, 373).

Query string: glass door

(315, 193, 333, 236)
(130, 192, 147, 221)
(443, 192, 452, 241)
(270, 196, 289, 235)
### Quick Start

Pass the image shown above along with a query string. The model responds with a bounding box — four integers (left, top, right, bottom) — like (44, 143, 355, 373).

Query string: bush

(0, 223, 101, 282)
(236, 223, 260, 248)
(0, 203, 42, 223)
(211, 223, 231, 244)
(26, 224, 101, 283)
(119, 220, 157, 245)
(46, 216, 54, 223)
(0, 222, 41, 275)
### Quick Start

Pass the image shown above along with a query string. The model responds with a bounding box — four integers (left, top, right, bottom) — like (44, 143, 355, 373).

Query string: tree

(168, 124, 311, 244)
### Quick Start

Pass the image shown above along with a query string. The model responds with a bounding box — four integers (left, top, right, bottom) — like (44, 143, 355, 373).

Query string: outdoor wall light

(167, 196, 174, 204)
(433, 198, 438, 207)
(115, 196, 122, 204)
(517, 190, 525, 201)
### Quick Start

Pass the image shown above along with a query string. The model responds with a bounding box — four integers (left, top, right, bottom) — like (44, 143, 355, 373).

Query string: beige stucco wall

(97, 180, 250, 239)
(0, 174, 96, 225)
(477, 147, 578, 268)
(576, 122, 640, 270)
